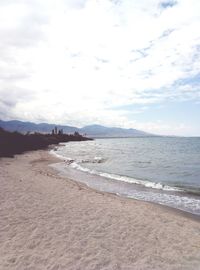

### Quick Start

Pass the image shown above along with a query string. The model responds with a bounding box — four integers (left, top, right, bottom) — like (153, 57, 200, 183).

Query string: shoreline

(1, 150, 200, 269)
(51, 155, 200, 223)
(50, 148, 200, 220)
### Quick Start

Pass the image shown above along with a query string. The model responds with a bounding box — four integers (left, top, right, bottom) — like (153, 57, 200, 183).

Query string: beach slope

(0, 150, 200, 270)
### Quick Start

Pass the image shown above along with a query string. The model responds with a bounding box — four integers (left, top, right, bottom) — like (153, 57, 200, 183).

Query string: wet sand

(0, 150, 200, 270)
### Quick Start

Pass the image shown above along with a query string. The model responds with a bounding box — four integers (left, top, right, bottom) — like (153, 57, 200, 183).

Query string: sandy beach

(0, 150, 200, 270)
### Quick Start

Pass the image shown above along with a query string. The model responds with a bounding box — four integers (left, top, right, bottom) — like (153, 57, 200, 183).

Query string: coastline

(50, 138, 200, 216)
(51, 152, 200, 222)
(1, 150, 200, 269)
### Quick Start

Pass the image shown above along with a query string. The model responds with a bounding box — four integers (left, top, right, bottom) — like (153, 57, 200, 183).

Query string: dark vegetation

(0, 127, 92, 158)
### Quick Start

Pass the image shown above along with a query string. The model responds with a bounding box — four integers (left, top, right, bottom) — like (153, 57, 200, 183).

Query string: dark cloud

(159, 1, 177, 9)
(130, 43, 154, 61)
(0, 86, 37, 119)
(0, 88, 35, 107)
(160, 28, 175, 38)
(0, 0, 48, 121)
(0, 98, 18, 121)
(0, 98, 16, 108)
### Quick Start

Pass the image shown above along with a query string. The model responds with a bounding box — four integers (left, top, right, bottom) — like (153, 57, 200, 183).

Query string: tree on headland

(0, 127, 92, 158)
(58, 129, 63, 135)
(74, 131, 81, 136)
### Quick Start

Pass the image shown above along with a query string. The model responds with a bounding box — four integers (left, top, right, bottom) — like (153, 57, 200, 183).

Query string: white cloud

(0, 0, 200, 135)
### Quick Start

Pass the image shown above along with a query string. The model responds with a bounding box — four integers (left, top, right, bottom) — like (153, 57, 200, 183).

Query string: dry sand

(0, 150, 200, 270)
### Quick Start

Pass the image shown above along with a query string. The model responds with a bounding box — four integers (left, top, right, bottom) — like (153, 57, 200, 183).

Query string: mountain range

(0, 120, 152, 138)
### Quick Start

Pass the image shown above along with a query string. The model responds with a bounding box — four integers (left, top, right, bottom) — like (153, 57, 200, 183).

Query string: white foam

(128, 191, 200, 215)
(97, 172, 181, 192)
(64, 159, 182, 193)
(80, 156, 105, 164)
(50, 149, 66, 160)
(94, 156, 104, 163)
(49, 149, 74, 164)
(71, 162, 90, 173)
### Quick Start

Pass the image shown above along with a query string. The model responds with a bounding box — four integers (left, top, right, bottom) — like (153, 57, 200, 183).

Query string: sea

(50, 137, 200, 216)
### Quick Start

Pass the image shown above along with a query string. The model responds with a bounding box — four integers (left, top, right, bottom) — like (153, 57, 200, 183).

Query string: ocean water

(50, 137, 200, 215)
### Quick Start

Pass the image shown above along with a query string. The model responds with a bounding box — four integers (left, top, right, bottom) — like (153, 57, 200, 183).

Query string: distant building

(55, 126, 58, 134)
(52, 127, 63, 135)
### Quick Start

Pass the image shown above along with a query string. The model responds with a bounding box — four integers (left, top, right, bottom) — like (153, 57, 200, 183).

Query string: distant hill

(0, 120, 77, 134)
(81, 124, 150, 137)
(0, 120, 152, 137)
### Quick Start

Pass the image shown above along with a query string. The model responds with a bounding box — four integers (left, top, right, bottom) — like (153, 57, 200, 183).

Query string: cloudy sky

(0, 0, 200, 135)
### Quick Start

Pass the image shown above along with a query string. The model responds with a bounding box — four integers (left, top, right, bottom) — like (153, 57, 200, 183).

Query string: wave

(67, 159, 182, 193)
(50, 149, 105, 164)
(95, 172, 181, 192)
(81, 156, 106, 164)
(49, 149, 200, 215)
(50, 149, 67, 160)
(50, 149, 198, 195)
(127, 192, 200, 215)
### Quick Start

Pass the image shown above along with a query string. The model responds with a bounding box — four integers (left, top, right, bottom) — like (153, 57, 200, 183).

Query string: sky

(0, 0, 200, 136)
